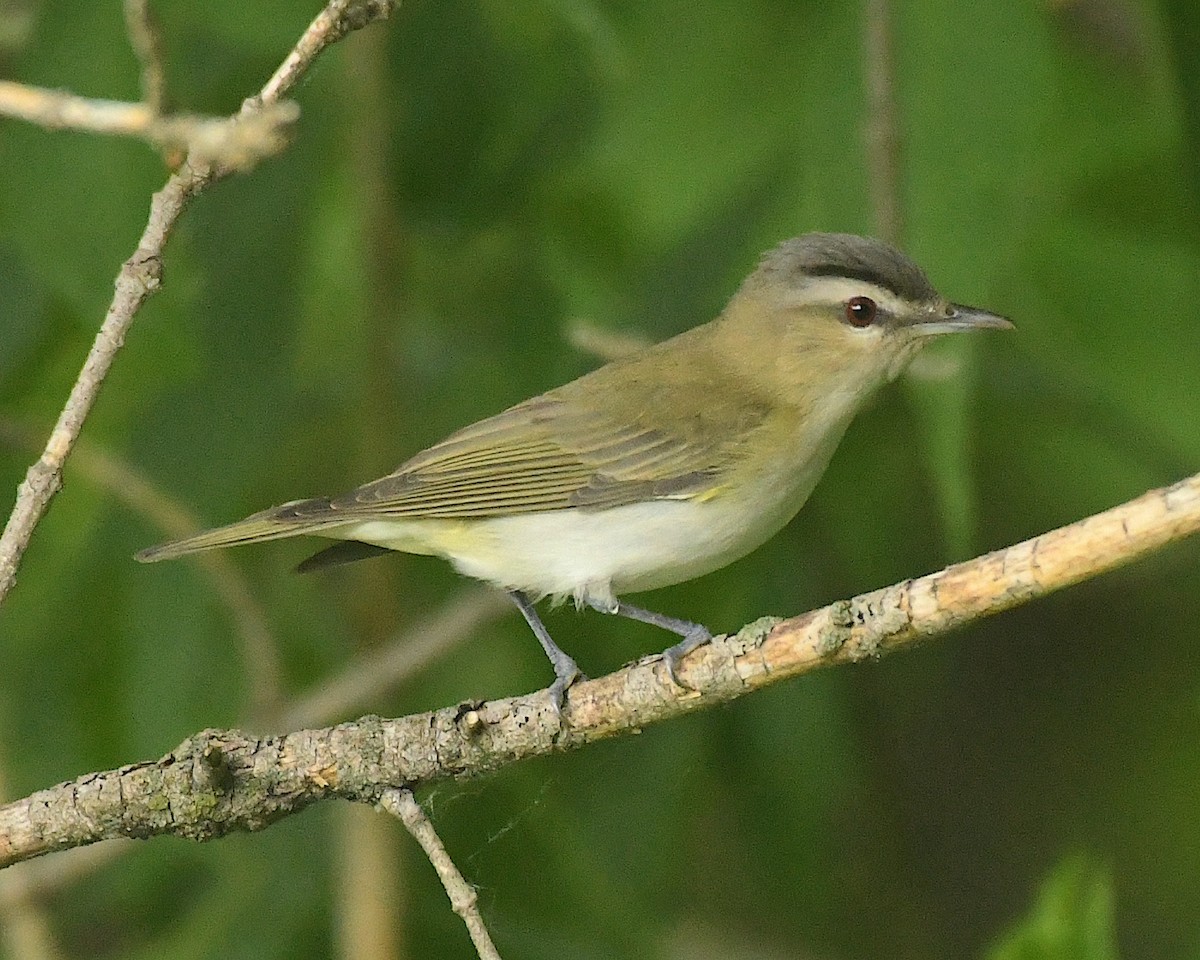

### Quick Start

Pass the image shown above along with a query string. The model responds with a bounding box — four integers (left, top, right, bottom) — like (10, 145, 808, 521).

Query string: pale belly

(329, 364, 871, 605)
(339, 458, 826, 607)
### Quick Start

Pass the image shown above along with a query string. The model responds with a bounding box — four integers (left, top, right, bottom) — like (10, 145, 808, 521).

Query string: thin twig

(80, 449, 285, 719)
(2, 471, 1197, 868)
(1, 429, 495, 894)
(123, 0, 168, 114)
(253, 0, 396, 109)
(0, 0, 397, 609)
(380, 789, 502, 960)
(0, 81, 299, 170)
(0, 901, 59, 960)
(0, 169, 190, 606)
(862, 0, 902, 244)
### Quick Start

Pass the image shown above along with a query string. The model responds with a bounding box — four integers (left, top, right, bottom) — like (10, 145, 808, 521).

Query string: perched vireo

(138, 233, 1011, 708)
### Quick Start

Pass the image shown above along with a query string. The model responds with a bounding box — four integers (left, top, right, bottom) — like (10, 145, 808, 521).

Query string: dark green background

(2, 0, 1198, 957)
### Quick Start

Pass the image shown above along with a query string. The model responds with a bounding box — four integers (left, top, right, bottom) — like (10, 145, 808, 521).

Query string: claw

(660, 626, 712, 689)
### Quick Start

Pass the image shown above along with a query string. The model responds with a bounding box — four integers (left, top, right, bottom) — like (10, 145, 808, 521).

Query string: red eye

(845, 296, 877, 328)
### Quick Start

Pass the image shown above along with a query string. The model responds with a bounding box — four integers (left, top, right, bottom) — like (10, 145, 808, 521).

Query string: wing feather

(136, 328, 781, 562)
(303, 388, 766, 520)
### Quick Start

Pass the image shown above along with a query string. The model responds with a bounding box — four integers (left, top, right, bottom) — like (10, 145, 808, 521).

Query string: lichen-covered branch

(2, 472, 1197, 869)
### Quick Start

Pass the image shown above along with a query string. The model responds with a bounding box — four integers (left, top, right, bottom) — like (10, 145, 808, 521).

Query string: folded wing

(137, 385, 767, 562)
(317, 393, 746, 518)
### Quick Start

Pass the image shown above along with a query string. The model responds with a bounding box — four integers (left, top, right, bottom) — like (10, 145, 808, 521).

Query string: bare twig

(0, 902, 59, 960)
(380, 789, 502, 960)
(862, 0, 903, 245)
(0, 81, 299, 170)
(253, 0, 396, 109)
(0, 170, 189, 607)
(0, 0, 397, 609)
(2, 471, 1197, 868)
(80, 450, 284, 719)
(0, 421, 498, 895)
(123, 0, 168, 114)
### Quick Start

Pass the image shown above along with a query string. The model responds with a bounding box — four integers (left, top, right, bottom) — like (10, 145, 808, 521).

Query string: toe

(661, 628, 713, 689)
(546, 659, 583, 716)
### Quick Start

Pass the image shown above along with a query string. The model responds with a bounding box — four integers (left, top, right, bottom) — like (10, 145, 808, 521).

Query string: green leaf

(986, 854, 1119, 960)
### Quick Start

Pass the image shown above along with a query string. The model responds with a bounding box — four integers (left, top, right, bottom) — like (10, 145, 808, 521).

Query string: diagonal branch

(2, 471, 1197, 869)
(381, 789, 502, 960)
(0, 0, 397, 608)
(0, 588, 501, 908)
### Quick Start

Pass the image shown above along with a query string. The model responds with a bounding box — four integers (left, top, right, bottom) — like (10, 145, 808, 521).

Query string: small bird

(138, 233, 1011, 708)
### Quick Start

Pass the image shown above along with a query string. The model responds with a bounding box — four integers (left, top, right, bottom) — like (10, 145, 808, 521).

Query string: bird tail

(135, 499, 346, 563)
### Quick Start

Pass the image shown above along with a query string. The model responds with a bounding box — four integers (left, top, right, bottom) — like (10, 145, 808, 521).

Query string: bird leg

(508, 590, 583, 714)
(588, 599, 712, 688)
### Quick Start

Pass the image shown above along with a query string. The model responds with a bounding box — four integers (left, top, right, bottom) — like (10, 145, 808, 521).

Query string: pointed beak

(909, 303, 1014, 337)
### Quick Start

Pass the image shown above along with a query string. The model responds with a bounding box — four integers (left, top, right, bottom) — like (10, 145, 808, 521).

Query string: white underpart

(339, 374, 878, 608)
(342, 489, 775, 608)
(343, 498, 766, 608)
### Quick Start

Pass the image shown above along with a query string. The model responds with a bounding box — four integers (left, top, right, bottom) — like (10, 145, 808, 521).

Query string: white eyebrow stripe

(793, 276, 912, 314)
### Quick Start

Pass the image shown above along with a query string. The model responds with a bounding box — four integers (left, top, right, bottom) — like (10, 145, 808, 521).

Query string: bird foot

(546, 656, 586, 718)
(660, 626, 713, 689)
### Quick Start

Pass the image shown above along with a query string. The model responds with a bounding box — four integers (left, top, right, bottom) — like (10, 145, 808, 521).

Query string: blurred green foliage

(1, 0, 1199, 958)
(987, 854, 1118, 960)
